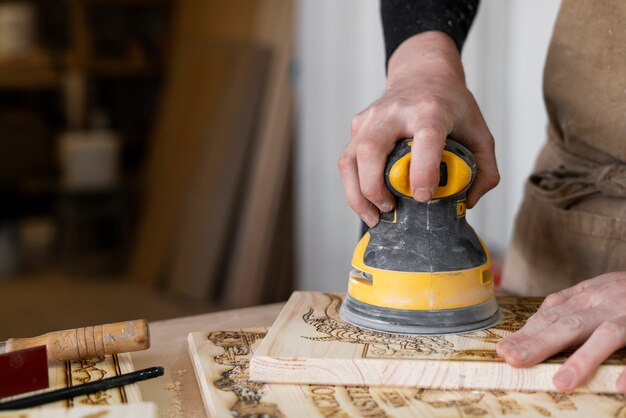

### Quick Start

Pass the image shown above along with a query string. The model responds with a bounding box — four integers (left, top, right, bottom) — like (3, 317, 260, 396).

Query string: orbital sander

(340, 138, 501, 334)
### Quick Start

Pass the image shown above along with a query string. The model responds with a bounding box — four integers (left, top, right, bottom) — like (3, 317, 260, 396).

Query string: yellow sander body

(340, 139, 501, 334)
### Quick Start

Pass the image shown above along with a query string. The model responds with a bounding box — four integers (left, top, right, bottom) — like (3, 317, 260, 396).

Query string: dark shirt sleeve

(381, 0, 480, 63)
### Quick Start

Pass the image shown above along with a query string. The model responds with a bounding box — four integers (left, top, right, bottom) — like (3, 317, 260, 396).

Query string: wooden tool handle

(5, 319, 150, 362)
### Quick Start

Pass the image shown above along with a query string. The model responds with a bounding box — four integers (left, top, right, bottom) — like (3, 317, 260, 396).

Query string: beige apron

(502, 0, 626, 296)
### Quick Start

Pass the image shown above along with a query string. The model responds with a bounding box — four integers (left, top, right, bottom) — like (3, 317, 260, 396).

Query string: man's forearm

(381, 0, 480, 64)
(387, 31, 466, 91)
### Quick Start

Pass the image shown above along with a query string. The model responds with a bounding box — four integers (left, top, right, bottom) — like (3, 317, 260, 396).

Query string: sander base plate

(340, 294, 501, 335)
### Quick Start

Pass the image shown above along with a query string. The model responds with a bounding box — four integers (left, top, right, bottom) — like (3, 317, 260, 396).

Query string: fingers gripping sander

(340, 139, 501, 334)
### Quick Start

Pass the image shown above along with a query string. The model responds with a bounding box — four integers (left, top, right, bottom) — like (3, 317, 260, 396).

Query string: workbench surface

(131, 301, 626, 418)
(131, 302, 285, 418)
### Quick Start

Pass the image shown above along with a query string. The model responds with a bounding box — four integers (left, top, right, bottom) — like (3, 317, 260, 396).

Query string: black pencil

(0, 366, 164, 410)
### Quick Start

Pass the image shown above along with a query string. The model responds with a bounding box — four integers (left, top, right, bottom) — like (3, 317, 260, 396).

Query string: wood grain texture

(189, 327, 626, 418)
(1, 353, 141, 409)
(0, 403, 156, 418)
(249, 292, 626, 393)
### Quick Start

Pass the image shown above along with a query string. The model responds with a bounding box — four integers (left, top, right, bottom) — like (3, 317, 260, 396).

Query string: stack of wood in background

(130, 0, 295, 309)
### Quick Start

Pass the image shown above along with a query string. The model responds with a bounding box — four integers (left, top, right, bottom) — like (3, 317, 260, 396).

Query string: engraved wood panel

(249, 292, 626, 392)
(2, 353, 142, 409)
(188, 327, 626, 417)
(0, 403, 156, 418)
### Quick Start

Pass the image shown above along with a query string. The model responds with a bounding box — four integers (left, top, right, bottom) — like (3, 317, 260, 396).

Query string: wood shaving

(164, 370, 185, 418)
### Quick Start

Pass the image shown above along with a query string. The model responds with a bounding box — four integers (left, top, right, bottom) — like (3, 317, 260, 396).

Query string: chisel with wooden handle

(0, 319, 150, 363)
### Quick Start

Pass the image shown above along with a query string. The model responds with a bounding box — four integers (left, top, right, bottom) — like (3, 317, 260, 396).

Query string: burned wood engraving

(302, 293, 456, 358)
(189, 325, 626, 417)
(64, 355, 135, 406)
(300, 293, 626, 364)
(300, 293, 534, 361)
(0, 353, 143, 409)
(249, 292, 626, 392)
(206, 330, 284, 418)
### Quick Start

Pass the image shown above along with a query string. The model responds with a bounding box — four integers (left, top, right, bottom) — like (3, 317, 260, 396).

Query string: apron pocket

(503, 180, 626, 296)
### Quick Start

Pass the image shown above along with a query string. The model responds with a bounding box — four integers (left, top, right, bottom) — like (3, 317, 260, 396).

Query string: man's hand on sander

(497, 272, 626, 393)
(338, 31, 499, 227)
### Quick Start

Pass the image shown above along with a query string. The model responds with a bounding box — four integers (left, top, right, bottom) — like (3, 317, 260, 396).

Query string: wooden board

(249, 292, 626, 393)
(129, 43, 255, 290)
(167, 46, 271, 300)
(222, 0, 295, 308)
(0, 403, 156, 418)
(129, 0, 295, 308)
(189, 327, 626, 418)
(2, 353, 141, 409)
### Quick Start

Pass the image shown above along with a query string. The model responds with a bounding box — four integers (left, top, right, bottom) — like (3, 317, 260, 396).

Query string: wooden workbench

(131, 301, 626, 418)
(131, 302, 285, 418)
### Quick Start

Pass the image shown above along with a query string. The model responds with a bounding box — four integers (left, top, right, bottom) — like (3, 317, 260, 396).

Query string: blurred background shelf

(0, 0, 296, 337)
(0, 0, 172, 276)
(0, 51, 60, 89)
